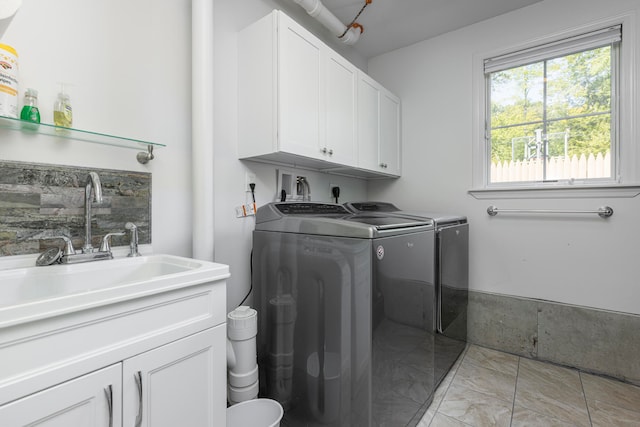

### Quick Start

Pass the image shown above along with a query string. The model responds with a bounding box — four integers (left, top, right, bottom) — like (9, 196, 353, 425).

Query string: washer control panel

(274, 203, 349, 215)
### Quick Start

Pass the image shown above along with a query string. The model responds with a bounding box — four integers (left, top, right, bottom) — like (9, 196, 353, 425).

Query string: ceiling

(312, 0, 543, 58)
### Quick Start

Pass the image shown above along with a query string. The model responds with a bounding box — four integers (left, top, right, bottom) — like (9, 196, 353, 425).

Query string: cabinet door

(379, 90, 401, 176)
(122, 327, 224, 427)
(278, 12, 324, 159)
(358, 74, 381, 171)
(324, 51, 357, 166)
(358, 73, 401, 176)
(0, 364, 122, 427)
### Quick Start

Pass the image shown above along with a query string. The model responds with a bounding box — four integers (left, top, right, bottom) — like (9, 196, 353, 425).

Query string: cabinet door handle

(321, 147, 327, 154)
(104, 385, 113, 427)
(135, 371, 144, 427)
(328, 149, 333, 156)
(379, 163, 388, 168)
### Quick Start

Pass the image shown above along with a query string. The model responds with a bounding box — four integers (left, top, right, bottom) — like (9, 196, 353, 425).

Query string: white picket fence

(491, 151, 611, 182)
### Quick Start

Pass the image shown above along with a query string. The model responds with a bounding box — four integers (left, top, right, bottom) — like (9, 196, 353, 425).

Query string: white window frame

(470, 14, 640, 199)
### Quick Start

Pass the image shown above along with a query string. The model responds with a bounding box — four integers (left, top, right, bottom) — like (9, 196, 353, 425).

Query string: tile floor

(419, 344, 640, 427)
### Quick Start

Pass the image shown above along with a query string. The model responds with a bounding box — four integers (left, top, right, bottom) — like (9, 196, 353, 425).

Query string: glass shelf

(0, 115, 165, 150)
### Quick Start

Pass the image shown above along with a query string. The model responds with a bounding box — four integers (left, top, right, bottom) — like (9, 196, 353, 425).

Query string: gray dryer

(344, 201, 468, 387)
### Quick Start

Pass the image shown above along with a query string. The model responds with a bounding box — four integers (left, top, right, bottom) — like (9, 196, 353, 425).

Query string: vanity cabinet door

(122, 326, 224, 427)
(0, 364, 122, 427)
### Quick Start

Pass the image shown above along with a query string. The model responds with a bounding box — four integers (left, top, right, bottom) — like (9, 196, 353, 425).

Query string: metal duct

(292, 0, 361, 45)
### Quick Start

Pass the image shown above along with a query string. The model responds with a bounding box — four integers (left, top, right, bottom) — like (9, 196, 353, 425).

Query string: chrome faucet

(83, 172, 103, 253)
(34, 171, 141, 267)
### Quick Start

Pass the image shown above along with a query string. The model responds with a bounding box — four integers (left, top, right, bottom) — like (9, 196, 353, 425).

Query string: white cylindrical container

(0, 43, 18, 118)
(227, 306, 259, 401)
(227, 398, 283, 427)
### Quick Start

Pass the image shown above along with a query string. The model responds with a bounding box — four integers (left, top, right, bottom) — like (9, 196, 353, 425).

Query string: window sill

(468, 184, 640, 199)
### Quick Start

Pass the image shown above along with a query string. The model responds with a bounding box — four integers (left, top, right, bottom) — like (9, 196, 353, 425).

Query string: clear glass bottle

(20, 88, 40, 123)
(53, 88, 72, 128)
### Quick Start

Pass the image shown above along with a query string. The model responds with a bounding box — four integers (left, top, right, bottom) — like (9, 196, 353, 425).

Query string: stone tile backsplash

(0, 161, 150, 256)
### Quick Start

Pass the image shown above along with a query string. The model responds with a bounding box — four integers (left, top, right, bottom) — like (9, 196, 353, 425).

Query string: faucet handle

(47, 236, 76, 256)
(100, 232, 126, 253)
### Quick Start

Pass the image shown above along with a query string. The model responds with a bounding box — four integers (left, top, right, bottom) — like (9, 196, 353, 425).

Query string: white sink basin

(0, 254, 230, 328)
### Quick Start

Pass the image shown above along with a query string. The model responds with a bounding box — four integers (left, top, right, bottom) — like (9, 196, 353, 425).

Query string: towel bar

(486, 205, 613, 218)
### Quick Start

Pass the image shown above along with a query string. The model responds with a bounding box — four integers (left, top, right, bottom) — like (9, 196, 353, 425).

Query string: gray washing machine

(344, 202, 468, 387)
(252, 202, 437, 426)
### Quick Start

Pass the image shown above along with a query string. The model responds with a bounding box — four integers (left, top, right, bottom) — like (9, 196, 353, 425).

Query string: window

(484, 26, 621, 187)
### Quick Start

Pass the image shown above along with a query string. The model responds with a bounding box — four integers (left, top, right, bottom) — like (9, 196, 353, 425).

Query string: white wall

(367, 0, 640, 315)
(214, 0, 368, 309)
(1, 0, 193, 257)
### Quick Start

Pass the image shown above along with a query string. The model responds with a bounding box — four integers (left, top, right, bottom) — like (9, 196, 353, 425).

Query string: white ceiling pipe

(192, 0, 215, 262)
(292, 0, 361, 45)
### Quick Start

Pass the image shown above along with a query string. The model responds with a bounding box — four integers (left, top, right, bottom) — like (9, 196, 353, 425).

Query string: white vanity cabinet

(0, 327, 223, 427)
(238, 9, 358, 169)
(358, 73, 401, 176)
(0, 258, 228, 427)
(122, 326, 224, 427)
(0, 364, 122, 427)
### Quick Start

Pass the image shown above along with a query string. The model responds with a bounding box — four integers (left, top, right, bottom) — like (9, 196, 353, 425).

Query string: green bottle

(20, 88, 41, 123)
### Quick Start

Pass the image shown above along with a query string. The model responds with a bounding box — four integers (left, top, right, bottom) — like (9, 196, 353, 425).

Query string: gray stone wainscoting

(468, 290, 640, 386)
(0, 161, 150, 256)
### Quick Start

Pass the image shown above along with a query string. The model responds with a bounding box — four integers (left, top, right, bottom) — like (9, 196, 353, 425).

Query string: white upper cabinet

(379, 89, 401, 176)
(277, 14, 324, 160)
(238, 10, 397, 177)
(358, 73, 401, 176)
(324, 50, 358, 166)
(357, 75, 379, 172)
(239, 10, 357, 168)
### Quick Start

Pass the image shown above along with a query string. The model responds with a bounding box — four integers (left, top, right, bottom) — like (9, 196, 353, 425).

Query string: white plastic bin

(227, 398, 283, 427)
